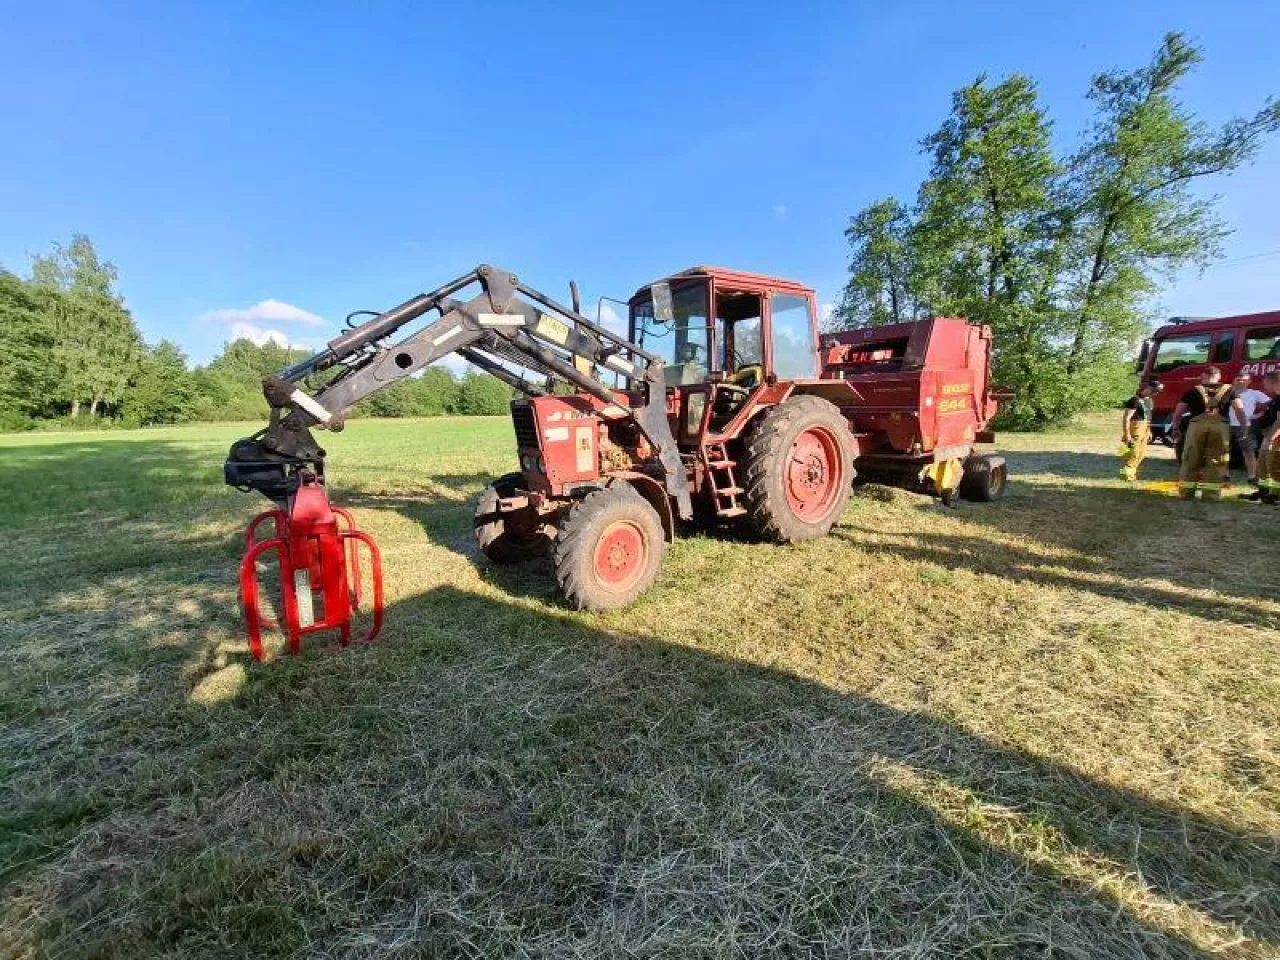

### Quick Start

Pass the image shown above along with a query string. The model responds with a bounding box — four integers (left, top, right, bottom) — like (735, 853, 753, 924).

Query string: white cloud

(202, 298, 327, 328)
(230, 322, 291, 348)
(819, 301, 836, 325)
(228, 321, 328, 351)
(773, 204, 788, 220)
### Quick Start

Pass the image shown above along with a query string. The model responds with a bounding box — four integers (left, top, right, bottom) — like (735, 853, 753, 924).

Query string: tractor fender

(787, 377, 864, 406)
(604, 471, 675, 542)
(735, 385, 865, 459)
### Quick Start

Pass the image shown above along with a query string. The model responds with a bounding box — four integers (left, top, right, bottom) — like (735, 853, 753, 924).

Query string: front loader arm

(225, 264, 691, 518)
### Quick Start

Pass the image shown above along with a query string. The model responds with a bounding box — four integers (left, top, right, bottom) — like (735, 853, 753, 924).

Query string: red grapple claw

(239, 474, 383, 662)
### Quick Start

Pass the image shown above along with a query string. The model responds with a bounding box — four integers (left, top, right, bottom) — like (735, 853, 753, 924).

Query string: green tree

(914, 74, 1069, 424)
(361, 367, 459, 417)
(206, 337, 309, 384)
(832, 36, 1278, 428)
(1057, 33, 1280, 415)
(120, 340, 200, 425)
(834, 198, 925, 326)
(0, 270, 58, 426)
(453, 370, 514, 415)
(195, 337, 312, 420)
(29, 235, 142, 418)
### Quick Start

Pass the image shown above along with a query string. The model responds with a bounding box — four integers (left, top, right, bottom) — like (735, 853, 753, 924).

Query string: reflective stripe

(1198, 483, 1223, 490)
(478, 312, 525, 327)
(289, 389, 332, 425)
(1177, 481, 1198, 489)
(432, 325, 464, 346)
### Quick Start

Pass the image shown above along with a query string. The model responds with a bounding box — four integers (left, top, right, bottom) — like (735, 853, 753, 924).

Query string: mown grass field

(1, 415, 1277, 958)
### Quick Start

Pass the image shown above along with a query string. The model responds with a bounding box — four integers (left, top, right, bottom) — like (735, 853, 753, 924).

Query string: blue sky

(1, 0, 1276, 363)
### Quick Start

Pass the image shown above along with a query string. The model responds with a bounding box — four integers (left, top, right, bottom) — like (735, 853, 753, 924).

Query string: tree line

(0, 236, 516, 430)
(833, 33, 1279, 428)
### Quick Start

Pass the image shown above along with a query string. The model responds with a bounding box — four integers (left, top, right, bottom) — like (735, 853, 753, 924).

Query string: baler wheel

(475, 472, 552, 563)
(958, 455, 1008, 502)
(740, 395, 855, 543)
(552, 485, 666, 611)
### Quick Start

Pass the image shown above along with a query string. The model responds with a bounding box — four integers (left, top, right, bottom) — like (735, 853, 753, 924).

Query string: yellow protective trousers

(1178, 414, 1230, 499)
(1121, 422, 1150, 481)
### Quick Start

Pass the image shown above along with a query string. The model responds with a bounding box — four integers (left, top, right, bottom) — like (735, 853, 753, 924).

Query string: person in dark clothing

(1119, 380, 1161, 482)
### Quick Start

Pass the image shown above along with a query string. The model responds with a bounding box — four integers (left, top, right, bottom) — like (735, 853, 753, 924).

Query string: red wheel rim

(785, 426, 844, 521)
(593, 520, 646, 586)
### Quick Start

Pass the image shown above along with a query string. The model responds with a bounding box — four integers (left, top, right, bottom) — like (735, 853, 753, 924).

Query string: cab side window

(1211, 333, 1234, 364)
(1244, 327, 1280, 360)
(769, 294, 817, 379)
(1152, 334, 1211, 372)
(715, 292, 763, 374)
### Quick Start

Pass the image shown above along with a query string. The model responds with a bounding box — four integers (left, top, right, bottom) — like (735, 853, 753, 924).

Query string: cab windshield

(633, 283, 711, 386)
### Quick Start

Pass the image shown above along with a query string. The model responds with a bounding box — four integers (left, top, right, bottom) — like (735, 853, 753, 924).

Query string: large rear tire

(553, 485, 666, 611)
(739, 395, 855, 543)
(475, 472, 552, 564)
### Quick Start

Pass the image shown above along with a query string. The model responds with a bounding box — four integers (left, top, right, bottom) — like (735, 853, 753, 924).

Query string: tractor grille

(511, 401, 539, 449)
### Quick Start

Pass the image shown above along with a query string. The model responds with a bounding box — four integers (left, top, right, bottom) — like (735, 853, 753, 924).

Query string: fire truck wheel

(553, 485, 666, 611)
(475, 472, 552, 564)
(740, 395, 855, 543)
(958, 455, 1007, 502)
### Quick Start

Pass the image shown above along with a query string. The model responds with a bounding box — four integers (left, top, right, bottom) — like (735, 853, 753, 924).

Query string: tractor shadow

(13, 585, 1271, 956)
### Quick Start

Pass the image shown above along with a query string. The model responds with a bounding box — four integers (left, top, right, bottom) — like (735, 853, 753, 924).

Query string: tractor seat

(710, 365, 763, 426)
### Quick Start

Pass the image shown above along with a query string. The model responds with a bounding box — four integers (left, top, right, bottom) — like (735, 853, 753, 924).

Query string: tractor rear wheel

(475, 472, 552, 564)
(553, 485, 666, 611)
(740, 395, 855, 543)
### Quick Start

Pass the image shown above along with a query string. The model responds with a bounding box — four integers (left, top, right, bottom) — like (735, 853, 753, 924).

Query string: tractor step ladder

(240, 473, 384, 662)
(704, 443, 747, 518)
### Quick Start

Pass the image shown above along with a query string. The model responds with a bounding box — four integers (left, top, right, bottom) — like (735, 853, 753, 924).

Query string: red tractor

(226, 264, 1005, 642)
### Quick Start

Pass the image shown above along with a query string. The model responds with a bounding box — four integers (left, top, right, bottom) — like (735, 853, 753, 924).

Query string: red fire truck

(1137, 311, 1280, 444)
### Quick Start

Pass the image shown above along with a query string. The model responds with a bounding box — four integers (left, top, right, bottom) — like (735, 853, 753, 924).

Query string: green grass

(1, 415, 1277, 958)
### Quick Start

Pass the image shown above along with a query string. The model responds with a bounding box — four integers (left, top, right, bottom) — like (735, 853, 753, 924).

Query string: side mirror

(650, 282, 675, 325)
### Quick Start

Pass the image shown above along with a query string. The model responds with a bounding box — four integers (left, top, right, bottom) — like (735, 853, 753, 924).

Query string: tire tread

(739, 395, 855, 543)
(553, 485, 665, 611)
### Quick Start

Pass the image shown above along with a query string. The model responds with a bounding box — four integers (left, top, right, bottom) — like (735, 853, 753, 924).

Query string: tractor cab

(628, 266, 822, 445)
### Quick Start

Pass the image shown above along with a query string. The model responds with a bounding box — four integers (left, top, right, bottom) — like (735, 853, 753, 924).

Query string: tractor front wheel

(475, 473, 552, 564)
(740, 395, 855, 543)
(553, 485, 666, 611)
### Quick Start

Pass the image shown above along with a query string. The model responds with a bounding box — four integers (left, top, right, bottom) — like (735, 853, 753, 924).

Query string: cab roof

(1152, 309, 1280, 339)
(630, 265, 815, 301)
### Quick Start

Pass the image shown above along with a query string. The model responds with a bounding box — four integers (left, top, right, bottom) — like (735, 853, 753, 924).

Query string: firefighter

(1244, 371, 1280, 505)
(1120, 379, 1161, 482)
(1171, 367, 1248, 500)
